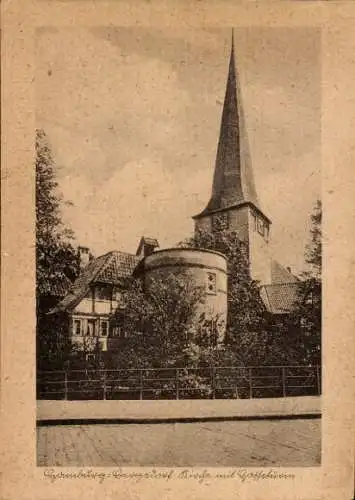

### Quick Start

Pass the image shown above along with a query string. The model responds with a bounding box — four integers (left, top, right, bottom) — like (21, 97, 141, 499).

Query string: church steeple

(193, 32, 272, 285)
(194, 33, 265, 220)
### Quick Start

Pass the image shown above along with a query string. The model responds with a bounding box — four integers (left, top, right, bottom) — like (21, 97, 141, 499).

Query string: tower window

(212, 212, 229, 231)
(206, 272, 217, 295)
(251, 212, 257, 231)
(257, 217, 265, 236)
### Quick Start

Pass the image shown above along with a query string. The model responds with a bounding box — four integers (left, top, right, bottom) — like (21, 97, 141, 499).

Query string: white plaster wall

(95, 301, 111, 315)
(74, 298, 93, 314)
(144, 249, 228, 341)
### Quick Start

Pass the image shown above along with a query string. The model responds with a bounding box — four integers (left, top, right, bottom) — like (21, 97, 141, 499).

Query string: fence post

(64, 370, 68, 400)
(139, 369, 143, 400)
(211, 367, 216, 399)
(316, 365, 321, 395)
(176, 369, 179, 400)
(249, 368, 253, 399)
(281, 366, 287, 397)
(103, 371, 107, 400)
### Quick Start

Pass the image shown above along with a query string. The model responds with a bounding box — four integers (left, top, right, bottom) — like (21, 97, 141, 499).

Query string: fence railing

(37, 365, 321, 400)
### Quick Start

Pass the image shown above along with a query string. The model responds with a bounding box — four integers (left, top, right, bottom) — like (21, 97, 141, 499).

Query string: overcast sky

(36, 27, 321, 274)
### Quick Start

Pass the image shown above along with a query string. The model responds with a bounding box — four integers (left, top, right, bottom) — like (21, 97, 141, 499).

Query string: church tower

(193, 34, 272, 285)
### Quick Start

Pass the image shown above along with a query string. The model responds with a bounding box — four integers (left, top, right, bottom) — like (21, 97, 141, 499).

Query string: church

(52, 36, 300, 354)
(192, 35, 300, 313)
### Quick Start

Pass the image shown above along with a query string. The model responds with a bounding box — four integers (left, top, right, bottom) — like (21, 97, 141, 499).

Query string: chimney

(78, 246, 90, 270)
(136, 237, 159, 258)
(286, 266, 292, 273)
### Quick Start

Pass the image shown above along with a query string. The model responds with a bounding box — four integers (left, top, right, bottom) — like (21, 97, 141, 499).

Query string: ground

(37, 418, 321, 467)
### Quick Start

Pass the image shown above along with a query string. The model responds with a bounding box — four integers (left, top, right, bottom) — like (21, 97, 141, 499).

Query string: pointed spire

(194, 31, 262, 218)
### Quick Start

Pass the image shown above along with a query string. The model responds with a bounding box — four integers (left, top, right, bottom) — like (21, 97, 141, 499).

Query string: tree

(180, 227, 269, 365)
(290, 200, 322, 365)
(305, 199, 322, 279)
(113, 272, 208, 369)
(108, 272, 227, 398)
(36, 129, 79, 369)
(36, 129, 78, 297)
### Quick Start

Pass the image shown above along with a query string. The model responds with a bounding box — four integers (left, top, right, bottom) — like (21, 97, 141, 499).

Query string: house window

(305, 293, 314, 306)
(206, 272, 217, 295)
(86, 319, 95, 337)
(74, 319, 81, 336)
(100, 320, 108, 336)
(99, 339, 107, 352)
(86, 353, 95, 362)
(112, 326, 121, 337)
(112, 326, 128, 338)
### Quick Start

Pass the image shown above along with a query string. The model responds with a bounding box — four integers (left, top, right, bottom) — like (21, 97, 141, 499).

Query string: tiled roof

(260, 282, 300, 315)
(271, 260, 299, 284)
(51, 251, 140, 313)
(193, 38, 265, 220)
(38, 275, 73, 297)
(96, 251, 140, 283)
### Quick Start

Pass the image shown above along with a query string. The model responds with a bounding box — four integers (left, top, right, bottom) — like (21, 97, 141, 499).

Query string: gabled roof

(38, 274, 73, 298)
(271, 260, 299, 285)
(51, 251, 141, 313)
(260, 261, 300, 314)
(260, 282, 300, 315)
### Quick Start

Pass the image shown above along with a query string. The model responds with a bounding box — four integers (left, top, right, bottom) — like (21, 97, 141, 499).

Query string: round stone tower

(143, 248, 228, 342)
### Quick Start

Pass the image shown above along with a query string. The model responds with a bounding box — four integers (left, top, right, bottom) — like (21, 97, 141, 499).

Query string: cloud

(36, 29, 191, 184)
(37, 27, 321, 274)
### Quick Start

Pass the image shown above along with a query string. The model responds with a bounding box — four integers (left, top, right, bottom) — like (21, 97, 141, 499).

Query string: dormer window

(95, 285, 111, 301)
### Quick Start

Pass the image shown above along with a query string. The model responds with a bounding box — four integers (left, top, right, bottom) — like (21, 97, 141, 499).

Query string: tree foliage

(305, 199, 322, 279)
(36, 129, 79, 299)
(290, 200, 322, 365)
(111, 272, 215, 369)
(181, 227, 268, 365)
(36, 129, 80, 369)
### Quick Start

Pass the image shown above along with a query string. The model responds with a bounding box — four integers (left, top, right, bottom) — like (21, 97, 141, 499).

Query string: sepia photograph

(35, 26, 322, 468)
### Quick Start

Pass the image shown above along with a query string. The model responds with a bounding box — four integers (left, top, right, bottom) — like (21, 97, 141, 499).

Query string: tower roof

(194, 34, 266, 220)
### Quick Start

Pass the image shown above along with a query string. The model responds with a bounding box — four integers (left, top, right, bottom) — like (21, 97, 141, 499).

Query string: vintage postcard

(1, 1, 354, 500)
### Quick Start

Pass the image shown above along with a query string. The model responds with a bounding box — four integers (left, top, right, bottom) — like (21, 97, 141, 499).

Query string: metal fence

(37, 365, 321, 400)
